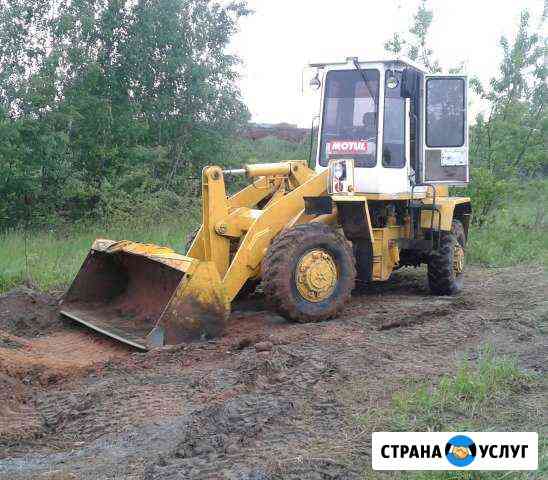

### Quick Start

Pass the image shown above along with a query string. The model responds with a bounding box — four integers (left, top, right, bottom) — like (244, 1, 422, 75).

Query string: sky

(229, 0, 546, 127)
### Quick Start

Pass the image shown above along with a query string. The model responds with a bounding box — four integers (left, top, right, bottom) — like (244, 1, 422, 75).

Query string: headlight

(333, 161, 346, 180)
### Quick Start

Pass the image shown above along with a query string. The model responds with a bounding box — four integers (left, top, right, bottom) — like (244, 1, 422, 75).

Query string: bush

(466, 179, 547, 267)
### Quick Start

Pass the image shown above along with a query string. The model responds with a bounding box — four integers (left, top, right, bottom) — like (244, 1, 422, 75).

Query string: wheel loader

(60, 57, 471, 350)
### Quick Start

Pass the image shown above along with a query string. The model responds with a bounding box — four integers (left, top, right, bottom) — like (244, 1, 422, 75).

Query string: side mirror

(309, 72, 321, 90)
(401, 68, 420, 99)
(362, 112, 376, 129)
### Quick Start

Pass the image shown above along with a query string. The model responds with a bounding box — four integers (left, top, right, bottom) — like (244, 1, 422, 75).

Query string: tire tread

(262, 223, 356, 323)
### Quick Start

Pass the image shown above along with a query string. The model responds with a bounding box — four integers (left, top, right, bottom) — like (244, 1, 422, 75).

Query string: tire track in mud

(0, 288, 132, 449)
(0, 266, 546, 479)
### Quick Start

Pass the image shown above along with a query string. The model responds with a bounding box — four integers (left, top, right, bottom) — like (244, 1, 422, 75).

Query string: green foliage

(0, 136, 308, 292)
(0, 0, 251, 230)
(467, 180, 547, 267)
(361, 345, 546, 479)
(227, 136, 310, 163)
(386, 2, 547, 231)
(0, 217, 199, 293)
(384, 0, 441, 73)
(0, 174, 540, 294)
(465, 10, 547, 225)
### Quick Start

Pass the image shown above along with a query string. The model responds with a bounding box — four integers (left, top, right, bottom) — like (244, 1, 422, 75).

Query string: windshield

(319, 69, 379, 167)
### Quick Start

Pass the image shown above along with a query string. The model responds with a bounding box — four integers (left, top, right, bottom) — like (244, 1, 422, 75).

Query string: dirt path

(0, 266, 545, 479)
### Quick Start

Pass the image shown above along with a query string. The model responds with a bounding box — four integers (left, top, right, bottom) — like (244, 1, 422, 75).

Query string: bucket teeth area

(60, 241, 229, 349)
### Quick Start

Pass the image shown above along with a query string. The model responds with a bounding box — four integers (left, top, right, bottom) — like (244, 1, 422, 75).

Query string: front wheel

(427, 220, 466, 295)
(262, 223, 356, 323)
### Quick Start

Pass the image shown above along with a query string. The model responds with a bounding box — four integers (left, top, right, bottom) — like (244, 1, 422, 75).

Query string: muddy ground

(0, 266, 546, 479)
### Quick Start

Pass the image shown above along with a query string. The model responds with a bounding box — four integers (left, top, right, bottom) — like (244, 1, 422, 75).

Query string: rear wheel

(427, 220, 466, 295)
(262, 223, 356, 323)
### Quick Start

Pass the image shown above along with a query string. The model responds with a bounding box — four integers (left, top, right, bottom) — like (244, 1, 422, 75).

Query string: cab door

(421, 75, 468, 185)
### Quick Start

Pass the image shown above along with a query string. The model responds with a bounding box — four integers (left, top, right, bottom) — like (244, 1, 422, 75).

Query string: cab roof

(308, 56, 428, 73)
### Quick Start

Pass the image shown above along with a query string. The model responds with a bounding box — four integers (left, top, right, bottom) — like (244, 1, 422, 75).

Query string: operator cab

(309, 57, 468, 195)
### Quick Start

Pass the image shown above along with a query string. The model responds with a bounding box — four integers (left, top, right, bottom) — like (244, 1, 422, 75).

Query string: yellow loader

(61, 57, 472, 350)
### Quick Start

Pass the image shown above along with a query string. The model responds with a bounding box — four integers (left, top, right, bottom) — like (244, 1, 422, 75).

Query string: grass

(364, 470, 545, 480)
(388, 345, 537, 432)
(358, 346, 546, 480)
(466, 186, 547, 268)
(375, 469, 545, 480)
(0, 178, 546, 294)
(357, 346, 539, 433)
(0, 219, 199, 293)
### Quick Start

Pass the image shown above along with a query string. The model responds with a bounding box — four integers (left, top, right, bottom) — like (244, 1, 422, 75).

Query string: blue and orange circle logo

(445, 435, 477, 467)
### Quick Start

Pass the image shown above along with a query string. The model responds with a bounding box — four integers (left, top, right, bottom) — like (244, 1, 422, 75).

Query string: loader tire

(262, 223, 356, 323)
(427, 220, 466, 295)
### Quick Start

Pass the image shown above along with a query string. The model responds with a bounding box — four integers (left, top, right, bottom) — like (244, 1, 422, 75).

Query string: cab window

(426, 77, 465, 148)
(382, 71, 405, 168)
(320, 69, 380, 168)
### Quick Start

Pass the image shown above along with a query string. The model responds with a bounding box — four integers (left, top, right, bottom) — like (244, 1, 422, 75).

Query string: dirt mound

(267, 459, 361, 480)
(0, 288, 133, 449)
(0, 372, 40, 445)
(0, 266, 546, 479)
(146, 393, 296, 479)
(0, 371, 30, 406)
(0, 286, 62, 337)
(0, 286, 131, 389)
(0, 331, 131, 386)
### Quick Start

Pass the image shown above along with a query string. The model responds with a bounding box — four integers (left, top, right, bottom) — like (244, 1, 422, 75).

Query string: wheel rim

(295, 249, 338, 302)
(453, 243, 465, 275)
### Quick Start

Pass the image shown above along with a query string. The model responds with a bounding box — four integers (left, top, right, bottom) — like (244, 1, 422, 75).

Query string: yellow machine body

(61, 161, 333, 349)
(61, 160, 469, 349)
(61, 56, 474, 349)
(331, 186, 471, 281)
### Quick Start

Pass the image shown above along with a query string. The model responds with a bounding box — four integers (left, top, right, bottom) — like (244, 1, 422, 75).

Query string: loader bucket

(60, 239, 229, 350)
